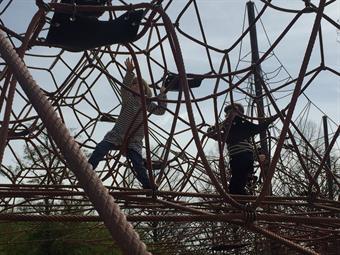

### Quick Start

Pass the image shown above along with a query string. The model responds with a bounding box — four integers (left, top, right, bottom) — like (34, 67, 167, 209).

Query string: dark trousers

(229, 152, 254, 195)
(88, 140, 152, 189)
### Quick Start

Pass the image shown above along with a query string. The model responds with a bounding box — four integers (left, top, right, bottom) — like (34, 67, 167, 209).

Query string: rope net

(0, 0, 339, 254)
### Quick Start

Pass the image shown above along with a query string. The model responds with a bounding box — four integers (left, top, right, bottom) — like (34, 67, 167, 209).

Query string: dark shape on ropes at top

(164, 72, 203, 91)
(45, 0, 144, 52)
(61, 0, 109, 18)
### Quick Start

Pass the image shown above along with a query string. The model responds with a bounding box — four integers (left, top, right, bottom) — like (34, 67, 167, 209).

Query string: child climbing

(89, 58, 167, 189)
(207, 103, 278, 195)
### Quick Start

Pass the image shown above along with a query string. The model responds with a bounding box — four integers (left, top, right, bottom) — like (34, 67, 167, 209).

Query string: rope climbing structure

(0, 1, 339, 254)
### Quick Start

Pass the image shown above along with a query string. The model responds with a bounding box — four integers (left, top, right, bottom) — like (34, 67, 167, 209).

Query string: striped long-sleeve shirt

(104, 71, 167, 155)
(227, 139, 254, 157)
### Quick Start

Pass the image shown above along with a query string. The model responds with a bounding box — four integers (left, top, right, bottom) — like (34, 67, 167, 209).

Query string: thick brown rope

(0, 30, 151, 255)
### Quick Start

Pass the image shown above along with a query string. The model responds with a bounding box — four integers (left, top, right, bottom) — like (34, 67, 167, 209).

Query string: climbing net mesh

(0, 0, 339, 254)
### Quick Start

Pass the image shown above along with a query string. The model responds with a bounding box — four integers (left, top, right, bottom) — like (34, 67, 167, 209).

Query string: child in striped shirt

(207, 103, 276, 195)
(89, 58, 167, 190)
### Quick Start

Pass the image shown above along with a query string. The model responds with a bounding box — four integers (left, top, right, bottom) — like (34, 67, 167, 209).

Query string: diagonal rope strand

(0, 29, 151, 255)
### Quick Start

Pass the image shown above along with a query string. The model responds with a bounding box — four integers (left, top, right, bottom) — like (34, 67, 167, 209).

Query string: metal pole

(247, 1, 271, 197)
(322, 115, 333, 199)
(247, 3, 274, 254)
(247, 1, 268, 155)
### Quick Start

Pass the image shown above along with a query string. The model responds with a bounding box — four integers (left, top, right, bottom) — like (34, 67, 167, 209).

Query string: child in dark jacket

(89, 58, 167, 189)
(207, 103, 277, 195)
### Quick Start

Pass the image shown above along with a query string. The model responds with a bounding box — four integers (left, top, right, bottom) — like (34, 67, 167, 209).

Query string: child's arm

(121, 58, 135, 101)
(206, 127, 220, 140)
(206, 123, 227, 141)
(147, 86, 167, 115)
(252, 114, 279, 134)
(206, 112, 237, 140)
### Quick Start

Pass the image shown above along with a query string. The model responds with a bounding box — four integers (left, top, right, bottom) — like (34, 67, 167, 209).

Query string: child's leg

(88, 140, 117, 169)
(229, 154, 254, 195)
(126, 149, 152, 189)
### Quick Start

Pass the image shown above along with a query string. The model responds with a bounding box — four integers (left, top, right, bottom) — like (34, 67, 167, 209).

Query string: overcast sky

(0, 0, 339, 169)
(2, 0, 338, 117)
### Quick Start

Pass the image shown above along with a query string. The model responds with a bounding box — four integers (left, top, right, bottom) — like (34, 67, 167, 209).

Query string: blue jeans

(88, 140, 152, 189)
